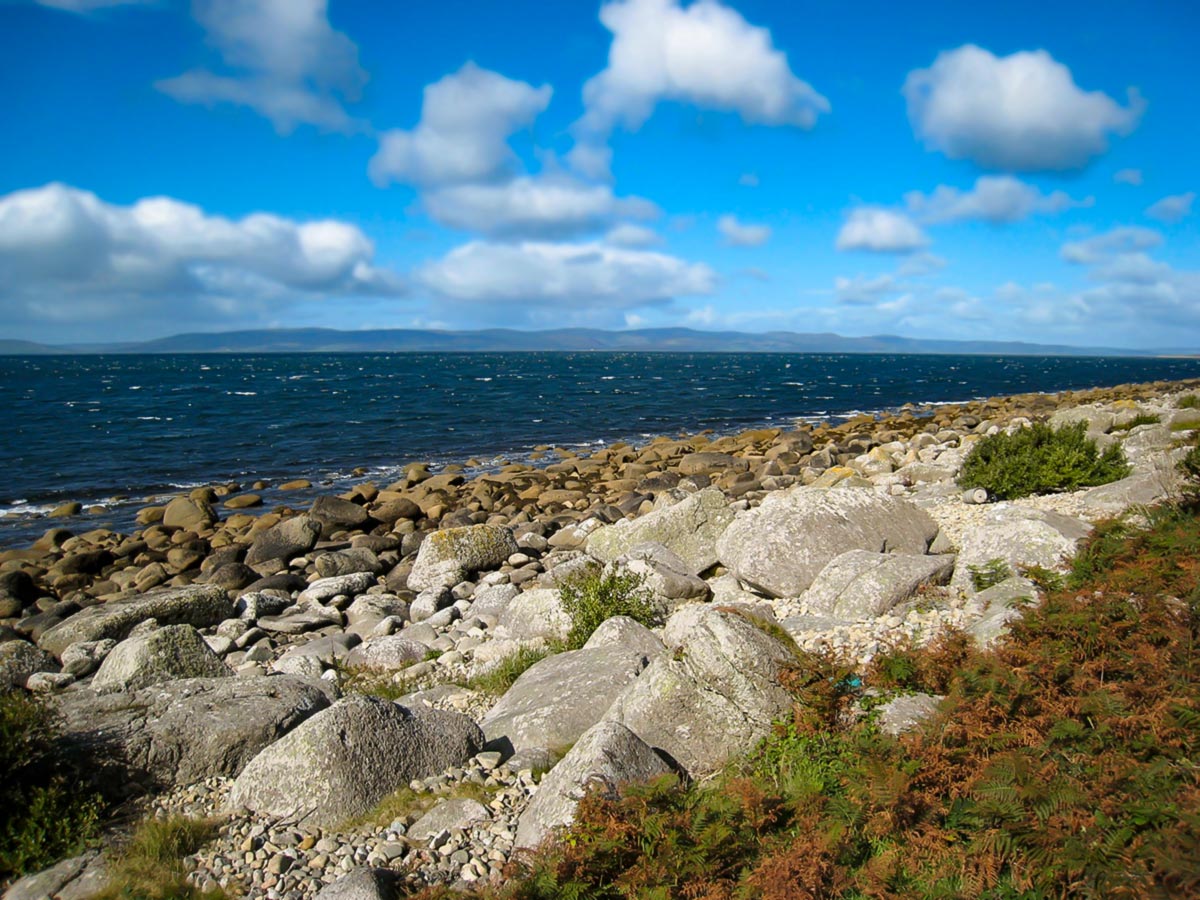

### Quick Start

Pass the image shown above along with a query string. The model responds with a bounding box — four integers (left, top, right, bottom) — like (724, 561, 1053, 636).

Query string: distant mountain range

(0, 327, 1188, 357)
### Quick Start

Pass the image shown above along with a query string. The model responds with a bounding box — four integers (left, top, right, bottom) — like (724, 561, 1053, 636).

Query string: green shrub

(559, 565, 661, 650)
(958, 421, 1129, 500)
(0, 691, 103, 881)
(94, 817, 226, 900)
(968, 558, 1013, 592)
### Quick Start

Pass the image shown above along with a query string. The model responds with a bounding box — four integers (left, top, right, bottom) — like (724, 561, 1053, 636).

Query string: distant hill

(0, 327, 1173, 357)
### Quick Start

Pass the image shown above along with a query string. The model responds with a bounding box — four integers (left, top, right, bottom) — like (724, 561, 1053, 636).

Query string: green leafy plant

(968, 558, 1014, 592)
(559, 565, 661, 650)
(958, 421, 1129, 500)
(0, 691, 103, 882)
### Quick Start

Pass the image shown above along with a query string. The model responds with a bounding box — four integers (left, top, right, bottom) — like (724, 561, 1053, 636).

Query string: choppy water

(3, 352, 1199, 548)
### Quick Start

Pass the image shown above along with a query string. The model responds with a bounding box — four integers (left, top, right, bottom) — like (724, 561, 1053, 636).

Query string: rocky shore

(3, 376, 1200, 900)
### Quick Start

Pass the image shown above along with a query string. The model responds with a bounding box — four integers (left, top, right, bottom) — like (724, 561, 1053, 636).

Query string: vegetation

(417, 475, 1200, 900)
(966, 558, 1013, 592)
(94, 817, 227, 900)
(958, 421, 1129, 500)
(1110, 412, 1161, 431)
(559, 565, 662, 651)
(464, 643, 559, 696)
(1176, 394, 1200, 409)
(341, 780, 495, 831)
(0, 691, 102, 883)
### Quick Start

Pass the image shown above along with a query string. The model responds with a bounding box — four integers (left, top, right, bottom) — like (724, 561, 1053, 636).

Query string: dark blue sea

(3, 352, 1200, 549)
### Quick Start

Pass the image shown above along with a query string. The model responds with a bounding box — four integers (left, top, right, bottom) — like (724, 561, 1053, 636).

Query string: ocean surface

(3, 352, 1200, 549)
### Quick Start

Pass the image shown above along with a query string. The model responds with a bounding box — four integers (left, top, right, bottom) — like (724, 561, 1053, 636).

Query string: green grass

(958, 421, 1129, 501)
(0, 692, 103, 882)
(1176, 394, 1200, 409)
(340, 780, 496, 831)
(1110, 412, 1161, 431)
(559, 564, 662, 650)
(94, 817, 227, 900)
(463, 643, 559, 696)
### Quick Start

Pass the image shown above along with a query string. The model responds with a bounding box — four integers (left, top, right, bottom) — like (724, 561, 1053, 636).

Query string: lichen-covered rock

(495, 588, 571, 643)
(38, 585, 234, 659)
(408, 525, 518, 591)
(229, 696, 483, 827)
(343, 635, 428, 672)
(951, 508, 1090, 594)
(586, 487, 733, 575)
(716, 487, 938, 598)
(0, 640, 59, 691)
(803, 551, 955, 619)
(244, 515, 321, 566)
(91, 624, 230, 693)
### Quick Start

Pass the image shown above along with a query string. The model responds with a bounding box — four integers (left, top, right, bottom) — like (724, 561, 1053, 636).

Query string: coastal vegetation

(559, 566, 661, 651)
(93, 816, 227, 900)
(957, 421, 1129, 500)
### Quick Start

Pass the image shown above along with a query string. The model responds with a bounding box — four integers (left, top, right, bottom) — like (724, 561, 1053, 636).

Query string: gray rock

(496, 588, 571, 643)
(245, 515, 321, 567)
(409, 586, 453, 623)
(802, 551, 955, 619)
(38, 585, 234, 659)
(515, 721, 673, 851)
(408, 798, 490, 841)
(1, 850, 109, 900)
(408, 525, 519, 591)
(618, 543, 711, 605)
(951, 508, 1090, 594)
(480, 643, 658, 757)
(235, 590, 293, 620)
(1082, 470, 1178, 515)
(313, 867, 401, 900)
(272, 634, 361, 671)
(716, 487, 938, 598)
(344, 636, 428, 672)
(258, 607, 342, 634)
(586, 487, 733, 575)
(315, 548, 384, 579)
(298, 572, 377, 606)
(1049, 405, 1114, 434)
(582, 616, 665, 657)
(470, 583, 519, 619)
(876, 692, 943, 736)
(346, 594, 410, 627)
(310, 496, 373, 537)
(91, 624, 230, 693)
(967, 576, 1038, 647)
(55, 675, 336, 794)
(60, 638, 116, 678)
(606, 606, 795, 777)
(0, 640, 58, 691)
(230, 696, 483, 828)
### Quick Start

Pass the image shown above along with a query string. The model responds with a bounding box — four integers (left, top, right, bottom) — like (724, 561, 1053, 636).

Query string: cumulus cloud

(605, 223, 663, 247)
(1146, 192, 1195, 224)
(834, 273, 900, 306)
(579, 0, 828, 135)
(904, 175, 1090, 224)
(369, 63, 552, 187)
(836, 207, 928, 253)
(1114, 168, 1144, 186)
(418, 240, 715, 308)
(0, 183, 402, 335)
(156, 0, 366, 133)
(717, 214, 771, 247)
(1060, 226, 1163, 264)
(903, 44, 1144, 171)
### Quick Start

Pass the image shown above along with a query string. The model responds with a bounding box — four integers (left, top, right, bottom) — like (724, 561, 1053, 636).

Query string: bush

(559, 565, 661, 651)
(958, 421, 1129, 500)
(0, 691, 102, 882)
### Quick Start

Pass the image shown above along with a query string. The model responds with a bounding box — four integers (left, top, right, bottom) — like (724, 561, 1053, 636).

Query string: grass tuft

(94, 817, 227, 900)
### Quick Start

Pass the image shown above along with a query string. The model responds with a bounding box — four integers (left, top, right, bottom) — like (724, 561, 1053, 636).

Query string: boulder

(408, 525, 518, 591)
(229, 696, 483, 828)
(314, 868, 402, 900)
(875, 692, 942, 736)
(0, 640, 58, 691)
(605, 606, 796, 777)
(297, 572, 377, 606)
(1, 850, 110, 900)
(310, 496, 373, 537)
(244, 515, 321, 567)
(408, 798, 490, 842)
(514, 720, 673, 850)
(91, 624, 231, 693)
(966, 576, 1038, 647)
(344, 635, 428, 672)
(162, 496, 217, 531)
(802, 551, 955, 619)
(346, 594, 410, 627)
(677, 452, 748, 477)
(617, 543, 711, 605)
(315, 548, 384, 579)
(38, 585, 234, 659)
(951, 509, 1090, 594)
(582, 616, 665, 657)
(496, 588, 571, 643)
(1049, 406, 1113, 435)
(54, 675, 336, 794)
(586, 487, 733, 575)
(716, 487, 937, 598)
(480, 643, 659, 757)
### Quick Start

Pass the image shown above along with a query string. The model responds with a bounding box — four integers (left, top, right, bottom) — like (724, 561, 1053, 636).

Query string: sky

(0, 0, 1197, 349)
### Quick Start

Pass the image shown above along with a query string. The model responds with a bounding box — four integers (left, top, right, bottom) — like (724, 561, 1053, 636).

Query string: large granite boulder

(343, 635, 428, 672)
(802, 551, 955, 619)
(0, 640, 58, 691)
(245, 515, 321, 567)
(716, 487, 938, 598)
(605, 606, 796, 777)
(162, 497, 217, 531)
(495, 588, 571, 643)
(514, 721, 673, 851)
(408, 525, 518, 591)
(38, 585, 234, 659)
(951, 508, 1090, 594)
(314, 868, 402, 900)
(586, 488, 733, 575)
(310, 496, 373, 537)
(91, 624, 230, 693)
(230, 696, 484, 828)
(480, 642, 660, 757)
(54, 675, 336, 795)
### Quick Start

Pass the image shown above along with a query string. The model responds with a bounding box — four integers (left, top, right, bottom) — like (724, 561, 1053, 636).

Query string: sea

(3, 352, 1200, 549)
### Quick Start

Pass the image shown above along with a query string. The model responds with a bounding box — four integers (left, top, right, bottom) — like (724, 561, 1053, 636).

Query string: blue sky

(1, 0, 1197, 349)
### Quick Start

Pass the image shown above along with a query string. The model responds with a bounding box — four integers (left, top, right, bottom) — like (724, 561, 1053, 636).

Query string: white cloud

(369, 63, 552, 187)
(421, 176, 657, 238)
(0, 183, 402, 334)
(1146, 192, 1195, 224)
(579, 0, 828, 135)
(897, 252, 948, 277)
(156, 0, 367, 134)
(834, 273, 899, 306)
(836, 207, 928, 253)
(717, 214, 771, 247)
(35, 0, 151, 10)
(1060, 226, 1163, 264)
(904, 175, 1090, 224)
(605, 223, 662, 247)
(418, 240, 716, 308)
(1114, 168, 1143, 186)
(565, 142, 615, 182)
(903, 44, 1143, 171)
